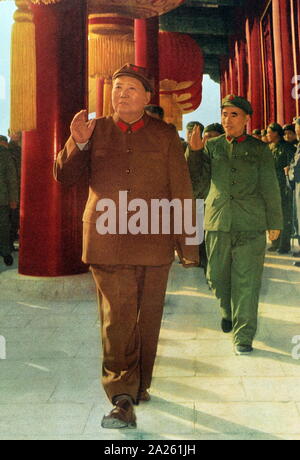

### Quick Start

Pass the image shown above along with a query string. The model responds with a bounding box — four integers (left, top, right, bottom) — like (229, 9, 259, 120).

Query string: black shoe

(267, 247, 277, 252)
(277, 249, 290, 254)
(234, 345, 253, 355)
(221, 319, 233, 333)
(3, 255, 14, 266)
(293, 262, 300, 267)
(292, 252, 300, 258)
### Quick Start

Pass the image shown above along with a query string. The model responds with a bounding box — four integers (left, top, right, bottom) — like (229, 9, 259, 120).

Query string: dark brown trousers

(91, 264, 171, 404)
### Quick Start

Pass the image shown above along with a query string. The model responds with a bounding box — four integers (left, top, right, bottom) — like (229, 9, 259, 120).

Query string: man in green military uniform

(267, 123, 296, 254)
(283, 124, 298, 147)
(0, 136, 19, 266)
(186, 95, 283, 355)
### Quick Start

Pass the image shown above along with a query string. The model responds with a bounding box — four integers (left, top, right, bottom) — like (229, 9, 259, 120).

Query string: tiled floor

(0, 249, 300, 440)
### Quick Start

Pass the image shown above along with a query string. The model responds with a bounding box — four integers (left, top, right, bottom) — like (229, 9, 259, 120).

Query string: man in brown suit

(54, 64, 199, 429)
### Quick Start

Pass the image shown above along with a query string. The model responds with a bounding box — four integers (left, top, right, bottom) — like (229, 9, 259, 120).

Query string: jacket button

(126, 169, 131, 174)
(231, 168, 237, 173)
(230, 195, 234, 200)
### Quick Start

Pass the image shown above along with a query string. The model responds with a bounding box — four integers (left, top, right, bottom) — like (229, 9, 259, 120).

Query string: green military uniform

(289, 141, 300, 248)
(0, 144, 19, 258)
(186, 113, 283, 348)
(268, 138, 295, 252)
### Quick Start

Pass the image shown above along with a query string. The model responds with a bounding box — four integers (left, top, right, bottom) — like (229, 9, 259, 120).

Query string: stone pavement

(0, 248, 300, 440)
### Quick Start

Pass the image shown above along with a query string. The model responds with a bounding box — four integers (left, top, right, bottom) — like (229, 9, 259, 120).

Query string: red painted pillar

(19, 0, 89, 276)
(246, 17, 264, 131)
(236, 40, 247, 98)
(134, 17, 159, 104)
(272, 0, 295, 124)
(219, 56, 229, 99)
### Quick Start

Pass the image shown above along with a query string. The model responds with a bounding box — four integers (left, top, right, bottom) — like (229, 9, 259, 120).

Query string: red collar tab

(116, 118, 145, 133)
(227, 134, 247, 144)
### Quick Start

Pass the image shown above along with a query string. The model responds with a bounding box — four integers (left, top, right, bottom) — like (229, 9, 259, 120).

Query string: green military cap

(283, 124, 295, 132)
(268, 122, 284, 137)
(112, 63, 155, 93)
(252, 129, 261, 135)
(186, 121, 204, 133)
(221, 94, 253, 115)
(0, 135, 8, 142)
(203, 123, 224, 135)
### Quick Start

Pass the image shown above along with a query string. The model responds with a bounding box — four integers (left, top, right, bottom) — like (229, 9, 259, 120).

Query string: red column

(134, 17, 159, 104)
(272, 0, 296, 124)
(236, 40, 247, 98)
(219, 56, 229, 99)
(291, 0, 300, 116)
(246, 17, 264, 131)
(19, 0, 89, 276)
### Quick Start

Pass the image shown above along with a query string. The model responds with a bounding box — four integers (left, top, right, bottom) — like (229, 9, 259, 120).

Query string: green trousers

(0, 206, 12, 257)
(206, 231, 266, 346)
(271, 189, 293, 251)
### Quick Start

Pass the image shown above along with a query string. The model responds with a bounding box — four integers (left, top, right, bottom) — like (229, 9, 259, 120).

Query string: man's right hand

(71, 110, 96, 144)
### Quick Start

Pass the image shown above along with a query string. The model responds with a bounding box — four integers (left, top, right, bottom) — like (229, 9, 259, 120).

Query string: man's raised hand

(189, 126, 204, 151)
(71, 110, 96, 144)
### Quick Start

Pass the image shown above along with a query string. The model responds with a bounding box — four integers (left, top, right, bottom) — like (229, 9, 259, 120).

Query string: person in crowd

(185, 121, 207, 272)
(252, 129, 262, 140)
(186, 121, 204, 147)
(186, 95, 282, 355)
(145, 104, 164, 121)
(283, 124, 298, 146)
(287, 117, 300, 266)
(54, 64, 199, 430)
(203, 123, 224, 145)
(0, 135, 18, 266)
(8, 130, 21, 251)
(267, 123, 296, 254)
(261, 129, 269, 143)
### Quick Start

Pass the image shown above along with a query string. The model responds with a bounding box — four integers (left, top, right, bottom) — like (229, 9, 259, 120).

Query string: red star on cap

(229, 94, 236, 101)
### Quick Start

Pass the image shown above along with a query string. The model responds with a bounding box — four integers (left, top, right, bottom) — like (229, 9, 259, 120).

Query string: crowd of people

(182, 115, 300, 269)
(254, 120, 300, 266)
(0, 131, 21, 267)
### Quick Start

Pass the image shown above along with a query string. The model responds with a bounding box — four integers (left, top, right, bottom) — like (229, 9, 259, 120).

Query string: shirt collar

(226, 134, 247, 144)
(114, 113, 146, 133)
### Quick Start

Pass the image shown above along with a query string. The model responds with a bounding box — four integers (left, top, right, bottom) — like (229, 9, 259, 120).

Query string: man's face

(221, 106, 249, 138)
(267, 128, 280, 143)
(112, 76, 151, 120)
(203, 130, 221, 144)
(284, 130, 297, 143)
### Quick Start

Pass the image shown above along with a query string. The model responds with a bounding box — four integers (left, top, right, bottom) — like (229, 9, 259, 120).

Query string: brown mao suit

(54, 112, 198, 403)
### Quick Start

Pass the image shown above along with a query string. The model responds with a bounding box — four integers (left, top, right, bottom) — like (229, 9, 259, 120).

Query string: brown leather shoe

(138, 390, 151, 402)
(101, 397, 137, 429)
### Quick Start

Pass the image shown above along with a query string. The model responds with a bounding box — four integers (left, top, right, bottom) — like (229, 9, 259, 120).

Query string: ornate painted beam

(160, 7, 232, 36)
